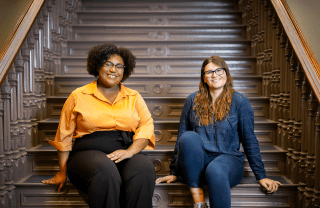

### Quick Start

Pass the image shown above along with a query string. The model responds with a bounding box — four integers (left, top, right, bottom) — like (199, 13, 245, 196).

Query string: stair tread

(38, 117, 277, 124)
(77, 11, 242, 14)
(53, 74, 261, 78)
(61, 55, 257, 60)
(28, 143, 286, 153)
(15, 174, 295, 187)
(72, 24, 246, 28)
(67, 39, 251, 43)
(46, 96, 270, 100)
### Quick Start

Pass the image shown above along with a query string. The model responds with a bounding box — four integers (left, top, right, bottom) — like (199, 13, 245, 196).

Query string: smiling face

(98, 54, 124, 89)
(203, 62, 227, 91)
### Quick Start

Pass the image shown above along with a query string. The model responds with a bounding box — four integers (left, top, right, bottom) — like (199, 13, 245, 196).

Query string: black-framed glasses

(203, 68, 225, 77)
(104, 61, 125, 70)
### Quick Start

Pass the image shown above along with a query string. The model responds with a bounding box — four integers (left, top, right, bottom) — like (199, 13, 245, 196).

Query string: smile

(107, 75, 117, 78)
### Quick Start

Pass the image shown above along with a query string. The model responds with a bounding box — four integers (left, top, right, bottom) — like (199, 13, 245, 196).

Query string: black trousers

(67, 131, 156, 208)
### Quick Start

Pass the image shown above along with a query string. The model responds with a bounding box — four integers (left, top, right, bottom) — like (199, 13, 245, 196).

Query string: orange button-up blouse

(49, 80, 155, 152)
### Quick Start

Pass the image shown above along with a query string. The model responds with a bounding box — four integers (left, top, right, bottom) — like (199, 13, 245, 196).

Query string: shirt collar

(82, 80, 136, 98)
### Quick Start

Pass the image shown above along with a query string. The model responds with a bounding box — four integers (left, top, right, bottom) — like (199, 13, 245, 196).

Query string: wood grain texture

(0, 0, 45, 85)
(271, 0, 320, 102)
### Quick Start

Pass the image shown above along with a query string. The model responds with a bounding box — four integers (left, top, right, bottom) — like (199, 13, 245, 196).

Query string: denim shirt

(169, 91, 267, 180)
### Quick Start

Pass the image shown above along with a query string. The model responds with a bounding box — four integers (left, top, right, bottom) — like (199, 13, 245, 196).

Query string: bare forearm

(127, 138, 149, 155)
(57, 151, 69, 174)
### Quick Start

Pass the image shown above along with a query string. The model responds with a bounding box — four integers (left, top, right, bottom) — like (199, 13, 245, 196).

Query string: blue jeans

(178, 131, 244, 208)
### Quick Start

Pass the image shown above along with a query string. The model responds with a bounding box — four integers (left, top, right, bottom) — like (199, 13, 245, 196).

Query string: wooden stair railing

(0, 0, 79, 207)
(0, 0, 45, 86)
(239, 0, 320, 207)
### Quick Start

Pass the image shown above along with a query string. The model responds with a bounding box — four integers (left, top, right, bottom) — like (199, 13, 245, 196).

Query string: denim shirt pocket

(226, 115, 239, 148)
(226, 115, 238, 133)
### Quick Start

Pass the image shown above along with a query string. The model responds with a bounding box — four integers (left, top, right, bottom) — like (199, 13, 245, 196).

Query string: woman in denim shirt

(156, 55, 281, 208)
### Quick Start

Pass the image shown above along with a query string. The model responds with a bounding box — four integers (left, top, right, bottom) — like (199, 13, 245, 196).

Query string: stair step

(14, 174, 297, 208)
(77, 11, 242, 26)
(27, 139, 286, 176)
(60, 56, 257, 76)
(81, 1, 238, 12)
(46, 96, 270, 119)
(53, 75, 262, 97)
(72, 25, 246, 41)
(67, 40, 251, 56)
(38, 118, 277, 145)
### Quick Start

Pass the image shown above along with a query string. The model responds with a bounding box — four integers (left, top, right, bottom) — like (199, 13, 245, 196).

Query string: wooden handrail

(271, 0, 320, 102)
(0, 0, 45, 86)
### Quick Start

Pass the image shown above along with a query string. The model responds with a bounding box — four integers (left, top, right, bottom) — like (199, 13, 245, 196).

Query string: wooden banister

(271, 0, 320, 102)
(0, 0, 45, 86)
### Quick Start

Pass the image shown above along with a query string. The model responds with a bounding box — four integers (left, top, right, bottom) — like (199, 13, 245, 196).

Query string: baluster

(314, 106, 320, 207)
(35, 16, 47, 123)
(291, 63, 304, 183)
(304, 91, 318, 207)
(265, 50, 272, 98)
(13, 49, 28, 180)
(7, 65, 20, 187)
(280, 38, 291, 151)
(0, 94, 9, 207)
(43, 1, 55, 97)
(287, 51, 297, 180)
(298, 75, 312, 207)
(20, 42, 32, 152)
(270, 15, 280, 125)
(1, 75, 15, 207)
(26, 31, 39, 148)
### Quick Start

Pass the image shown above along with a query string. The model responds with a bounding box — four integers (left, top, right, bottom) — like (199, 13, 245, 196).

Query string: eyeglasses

(203, 68, 225, 77)
(104, 61, 125, 70)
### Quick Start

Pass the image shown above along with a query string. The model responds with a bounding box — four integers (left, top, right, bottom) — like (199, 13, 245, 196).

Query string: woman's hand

(107, 150, 133, 163)
(259, 178, 282, 193)
(42, 170, 67, 192)
(155, 175, 177, 184)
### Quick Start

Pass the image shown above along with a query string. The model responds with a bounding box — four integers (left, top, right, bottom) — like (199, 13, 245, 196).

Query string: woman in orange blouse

(42, 43, 156, 208)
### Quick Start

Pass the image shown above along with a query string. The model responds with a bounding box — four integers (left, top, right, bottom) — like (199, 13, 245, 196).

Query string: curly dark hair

(86, 42, 136, 82)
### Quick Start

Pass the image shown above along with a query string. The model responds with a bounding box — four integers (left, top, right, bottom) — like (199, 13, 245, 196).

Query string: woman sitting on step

(156, 55, 282, 208)
(42, 42, 156, 208)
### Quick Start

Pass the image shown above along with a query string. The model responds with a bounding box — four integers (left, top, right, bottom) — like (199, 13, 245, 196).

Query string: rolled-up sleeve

(239, 97, 266, 180)
(133, 94, 155, 150)
(48, 92, 77, 151)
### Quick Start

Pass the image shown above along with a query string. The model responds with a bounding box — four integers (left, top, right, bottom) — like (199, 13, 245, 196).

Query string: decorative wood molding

(271, 0, 320, 102)
(0, 0, 45, 86)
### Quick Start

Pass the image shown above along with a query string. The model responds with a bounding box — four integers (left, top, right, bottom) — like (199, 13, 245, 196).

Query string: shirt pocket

(227, 115, 237, 129)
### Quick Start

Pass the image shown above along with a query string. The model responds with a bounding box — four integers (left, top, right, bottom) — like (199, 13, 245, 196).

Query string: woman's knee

(205, 155, 244, 187)
(179, 131, 202, 149)
(205, 163, 228, 184)
(121, 154, 155, 182)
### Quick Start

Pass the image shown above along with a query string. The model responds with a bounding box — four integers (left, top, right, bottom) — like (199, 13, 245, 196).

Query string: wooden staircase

(14, 0, 298, 207)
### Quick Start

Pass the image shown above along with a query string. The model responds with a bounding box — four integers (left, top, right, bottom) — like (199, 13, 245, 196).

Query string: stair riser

(38, 121, 276, 145)
(14, 184, 297, 208)
(155, 185, 297, 208)
(73, 26, 246, 41)
(46, 97, 269, 120)
(68, 41, 251, 56)
(81, 1, 238, 12)
(53, 76, 262, 97)
(77, 12, 242, 26)
(26, 151, 286, 176)
(60, 57, 256, 76)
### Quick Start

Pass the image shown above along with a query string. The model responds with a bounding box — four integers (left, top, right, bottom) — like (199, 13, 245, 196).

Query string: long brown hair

(193, 55, 234, 126)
